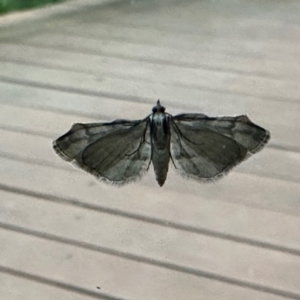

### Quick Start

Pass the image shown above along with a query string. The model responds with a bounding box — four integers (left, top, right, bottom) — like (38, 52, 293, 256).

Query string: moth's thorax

(151, 112, 170, 148)
(153, 112, 165, 124)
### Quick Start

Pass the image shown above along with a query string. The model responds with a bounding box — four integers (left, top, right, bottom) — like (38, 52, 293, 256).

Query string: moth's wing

(170, 114, 265, 182)
(53, 119, 151, 185)
(173, 114, 270, 154)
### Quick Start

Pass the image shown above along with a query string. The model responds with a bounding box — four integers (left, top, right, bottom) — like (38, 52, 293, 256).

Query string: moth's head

(152, 99, 166, 113)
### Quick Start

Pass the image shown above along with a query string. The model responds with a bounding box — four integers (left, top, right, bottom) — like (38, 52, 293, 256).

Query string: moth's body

(53, 100, 270, 187)
(151, 110, 171, 186)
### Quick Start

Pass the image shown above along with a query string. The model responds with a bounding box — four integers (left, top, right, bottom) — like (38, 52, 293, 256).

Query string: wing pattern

(170, 114, 270, 182)
(53, 119, 151, 185)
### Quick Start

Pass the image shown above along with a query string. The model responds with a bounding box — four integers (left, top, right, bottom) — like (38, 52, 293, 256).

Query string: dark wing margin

(53, 118, 151, 185)
(170, 113, 270, 182)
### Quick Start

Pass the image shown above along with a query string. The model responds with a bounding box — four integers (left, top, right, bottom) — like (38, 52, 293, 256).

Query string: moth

(53, 100, 270, 186)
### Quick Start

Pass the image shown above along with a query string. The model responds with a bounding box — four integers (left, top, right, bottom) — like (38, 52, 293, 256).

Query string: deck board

(1, 45, 299, 104)
(1, 229, 293, 300)
(1, 0, 300, 299)
(1, 191, 300, 293)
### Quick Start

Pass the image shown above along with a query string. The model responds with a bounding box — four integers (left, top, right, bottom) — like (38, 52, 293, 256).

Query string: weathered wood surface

(0, 0, 300, 299)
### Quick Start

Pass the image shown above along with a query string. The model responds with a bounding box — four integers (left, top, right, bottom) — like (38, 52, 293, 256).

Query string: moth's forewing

(53, 119, 151, 185)
(173, 114, 270, 154)
(170, 114, 270, 182)
(53, 120, 142, 161)
(170, 119, 247, 181)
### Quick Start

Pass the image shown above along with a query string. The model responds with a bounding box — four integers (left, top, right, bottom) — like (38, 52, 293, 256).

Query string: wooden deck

(1, 0, 300, 299)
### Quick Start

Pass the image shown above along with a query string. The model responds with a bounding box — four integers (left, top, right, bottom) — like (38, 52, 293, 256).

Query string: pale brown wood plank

(1, 227, 293, 300)
(0, 272, 109, 300)
(56, 1, 300, 39)
(0, 46, 299, 104)
(58, 22, 300, 61)
(17, 33, 300, 82)
(1, 189, 300, 295)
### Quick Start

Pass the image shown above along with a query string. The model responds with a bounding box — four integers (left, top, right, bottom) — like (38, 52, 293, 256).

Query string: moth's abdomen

(152, 149, 169, 186)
